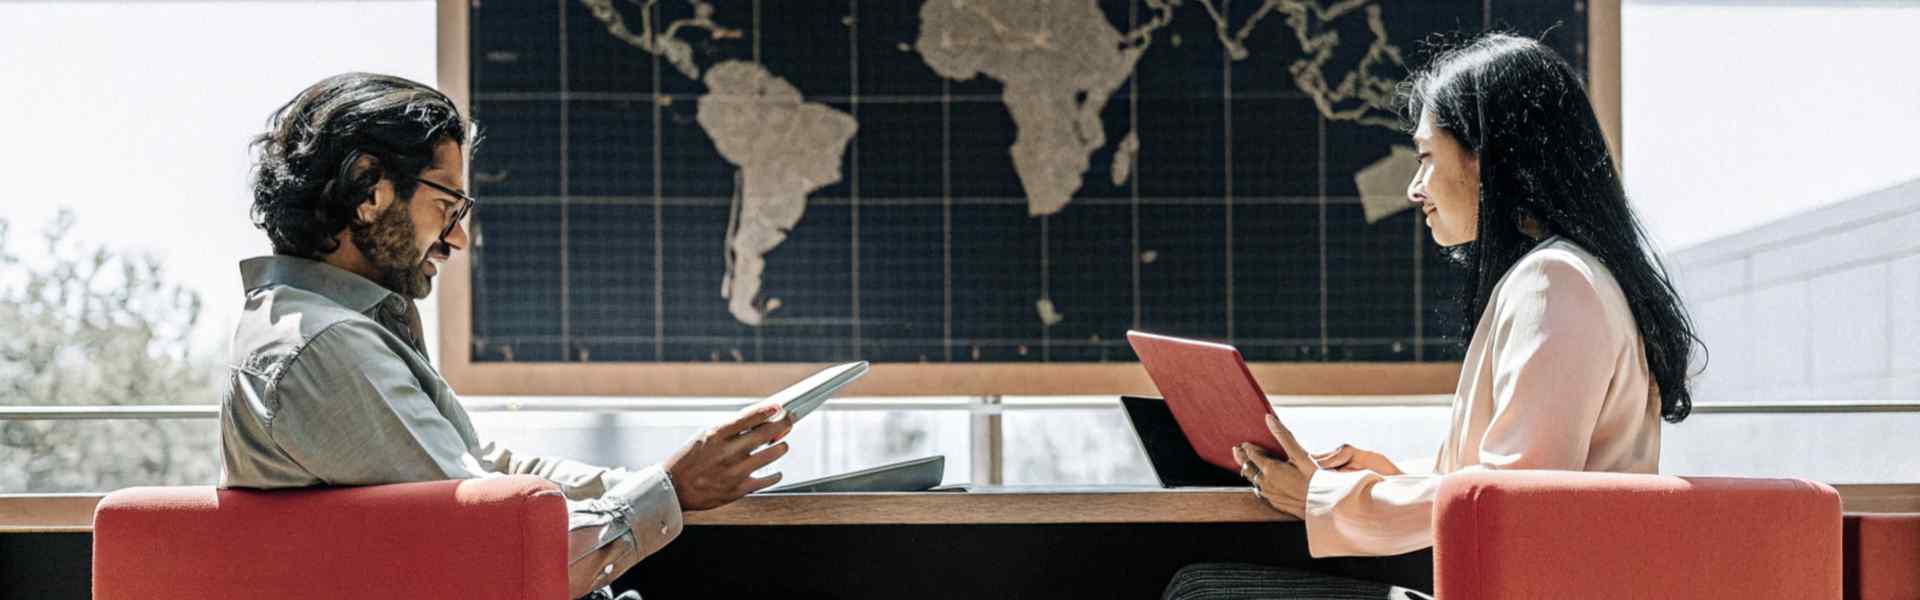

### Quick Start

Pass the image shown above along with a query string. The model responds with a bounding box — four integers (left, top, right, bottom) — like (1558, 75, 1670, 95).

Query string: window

(0, 0, 438, 493)
(1624, 1, 1920, 482)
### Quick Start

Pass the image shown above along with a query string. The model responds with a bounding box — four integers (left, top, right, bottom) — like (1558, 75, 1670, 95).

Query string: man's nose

(444, 219, 469, 252)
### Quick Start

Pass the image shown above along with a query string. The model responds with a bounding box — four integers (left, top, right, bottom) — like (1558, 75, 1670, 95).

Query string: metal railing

(5, 397, 1918, 489)
(4, 397, 1919, 421)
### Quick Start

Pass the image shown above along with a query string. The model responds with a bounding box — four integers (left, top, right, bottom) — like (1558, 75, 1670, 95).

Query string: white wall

(1658, 177, 1920, 484)
(0, 0, 438, 361)
(1622, 1, 1920, 252)
(1670, 177, 1920, 406)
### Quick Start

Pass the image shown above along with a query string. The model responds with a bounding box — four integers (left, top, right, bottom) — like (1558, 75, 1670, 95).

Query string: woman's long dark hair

(1404, 33, 1701, 423)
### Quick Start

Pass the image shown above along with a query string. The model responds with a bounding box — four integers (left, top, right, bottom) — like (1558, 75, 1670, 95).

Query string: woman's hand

(1235, 414, 1317, 519)
(1311, 444, 1403, 476)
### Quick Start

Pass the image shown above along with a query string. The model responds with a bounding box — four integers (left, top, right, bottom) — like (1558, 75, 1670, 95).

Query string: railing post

(969, 395, 1003, 485)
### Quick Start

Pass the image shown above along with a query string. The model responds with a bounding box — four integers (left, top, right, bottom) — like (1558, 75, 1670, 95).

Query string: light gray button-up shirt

(218, 255, 683, 564)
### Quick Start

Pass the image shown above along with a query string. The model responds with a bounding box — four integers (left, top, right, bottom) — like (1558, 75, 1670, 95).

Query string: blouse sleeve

(1303, 252, 1623, 557)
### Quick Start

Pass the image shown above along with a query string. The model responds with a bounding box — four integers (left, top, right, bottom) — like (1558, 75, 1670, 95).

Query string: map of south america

(698, 62, 858, 325)
(578, 0, 857, 325)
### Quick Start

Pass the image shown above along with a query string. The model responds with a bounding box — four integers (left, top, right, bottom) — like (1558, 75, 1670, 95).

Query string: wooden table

(686, 485, 1296, 526)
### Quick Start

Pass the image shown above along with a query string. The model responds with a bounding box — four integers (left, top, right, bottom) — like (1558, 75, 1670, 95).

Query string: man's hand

(1311, 444, 1403, 476)
(662, 400, 794, 511)
(1235, 414, 1317, 519)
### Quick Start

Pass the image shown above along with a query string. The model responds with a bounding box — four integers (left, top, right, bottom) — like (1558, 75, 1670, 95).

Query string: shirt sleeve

(1303, 253, 1621, 557)
(269, 320, 479, 485)
(471, 443, 685, 563)
(1393, 454, 1438, 476)
(269, 320, 683, 563)
(561, 466, 685, 573)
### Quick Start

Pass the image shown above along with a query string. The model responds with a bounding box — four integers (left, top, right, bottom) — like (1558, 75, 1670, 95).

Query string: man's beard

(350, 199, 433, 299)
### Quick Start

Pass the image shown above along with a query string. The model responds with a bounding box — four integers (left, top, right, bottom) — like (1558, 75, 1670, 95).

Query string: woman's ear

(1461, 153, 1484, 196)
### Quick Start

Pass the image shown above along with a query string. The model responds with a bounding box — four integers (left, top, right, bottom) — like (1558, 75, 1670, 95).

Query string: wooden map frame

(432, 0, 1621, 397)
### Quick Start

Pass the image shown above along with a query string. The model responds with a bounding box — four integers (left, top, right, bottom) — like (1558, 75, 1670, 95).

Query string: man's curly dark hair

(250, 73, 472, 259)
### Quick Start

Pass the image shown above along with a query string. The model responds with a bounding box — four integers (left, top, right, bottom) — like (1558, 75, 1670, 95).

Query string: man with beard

(219, 73, 791, 599)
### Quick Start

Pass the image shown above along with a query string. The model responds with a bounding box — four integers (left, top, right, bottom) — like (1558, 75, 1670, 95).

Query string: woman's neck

(1517, 215, 1551, 240)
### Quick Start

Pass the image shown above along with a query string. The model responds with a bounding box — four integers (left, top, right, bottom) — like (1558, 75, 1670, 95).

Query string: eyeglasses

(413, 177, 476, 245)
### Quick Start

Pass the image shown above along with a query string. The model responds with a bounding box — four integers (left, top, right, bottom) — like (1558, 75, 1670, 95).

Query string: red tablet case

(1126, 331, 1287, 473)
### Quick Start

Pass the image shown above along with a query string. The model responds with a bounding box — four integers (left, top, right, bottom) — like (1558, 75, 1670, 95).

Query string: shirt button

(660, 522, 670, 534)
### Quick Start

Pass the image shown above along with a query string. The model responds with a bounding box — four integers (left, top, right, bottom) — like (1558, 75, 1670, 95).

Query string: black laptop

(1119, 395, 1248, 487)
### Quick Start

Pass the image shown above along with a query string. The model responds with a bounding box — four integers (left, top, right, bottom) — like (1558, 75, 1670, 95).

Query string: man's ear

(350, 154, 391, 226)
(355, 183, 392, 226)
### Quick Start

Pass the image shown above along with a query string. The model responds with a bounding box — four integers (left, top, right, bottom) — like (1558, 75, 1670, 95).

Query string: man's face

(352, 140, 468, 299)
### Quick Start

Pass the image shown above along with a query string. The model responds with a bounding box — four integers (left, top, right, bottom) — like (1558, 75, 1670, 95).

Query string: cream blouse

(1304, 236, 1662, 557)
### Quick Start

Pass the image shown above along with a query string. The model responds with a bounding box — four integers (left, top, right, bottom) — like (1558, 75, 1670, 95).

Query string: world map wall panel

(465, 0, 1589, 365)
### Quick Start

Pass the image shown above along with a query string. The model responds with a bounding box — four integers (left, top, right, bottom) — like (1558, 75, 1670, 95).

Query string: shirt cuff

(1304, 467, 1378, 558)
(1395, 454, 1438, 476)
(565, 465, 684, 565)
(608, 465, 683, 558)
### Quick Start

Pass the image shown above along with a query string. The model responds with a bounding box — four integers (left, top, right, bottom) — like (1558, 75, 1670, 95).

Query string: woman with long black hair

(1164, 32, 1703, 599)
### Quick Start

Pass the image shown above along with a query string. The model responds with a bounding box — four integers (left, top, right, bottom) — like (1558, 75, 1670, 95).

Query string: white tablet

(759, 455, 945, 494)
(766, 361, 869, 424)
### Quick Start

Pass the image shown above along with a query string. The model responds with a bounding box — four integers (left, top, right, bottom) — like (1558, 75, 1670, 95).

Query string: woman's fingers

(1241, 442, 1289, 475)
(1237, 441, 1312, 518)
(1233, 445, 1259, 482)
(1264, 414, 1312, 469)
(1312, 444, 1353, 468)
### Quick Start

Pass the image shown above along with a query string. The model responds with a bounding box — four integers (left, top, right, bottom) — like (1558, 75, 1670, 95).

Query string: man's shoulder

(230, 284, 387, 383)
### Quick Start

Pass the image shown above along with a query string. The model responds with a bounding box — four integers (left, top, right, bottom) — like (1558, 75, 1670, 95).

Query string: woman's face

(1407, 109, 1481, 246)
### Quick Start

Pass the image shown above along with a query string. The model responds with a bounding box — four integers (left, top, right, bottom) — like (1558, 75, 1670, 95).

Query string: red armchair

(88, 470, 1904, 599)
(91, 475, 569, 600)
(1435, 470, 1843, 599)
(1845, 513, 1920, 600)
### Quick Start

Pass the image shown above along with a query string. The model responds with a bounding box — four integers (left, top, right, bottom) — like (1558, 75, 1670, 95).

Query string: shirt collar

(239, 255, 405, 314)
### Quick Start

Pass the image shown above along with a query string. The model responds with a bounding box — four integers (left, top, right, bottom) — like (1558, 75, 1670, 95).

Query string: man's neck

(320, 236, 383, 284)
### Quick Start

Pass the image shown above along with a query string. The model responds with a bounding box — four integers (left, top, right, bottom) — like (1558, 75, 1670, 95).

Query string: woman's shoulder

(1505, 237, 1615, 287)
(1497, 237, 1636, 331)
